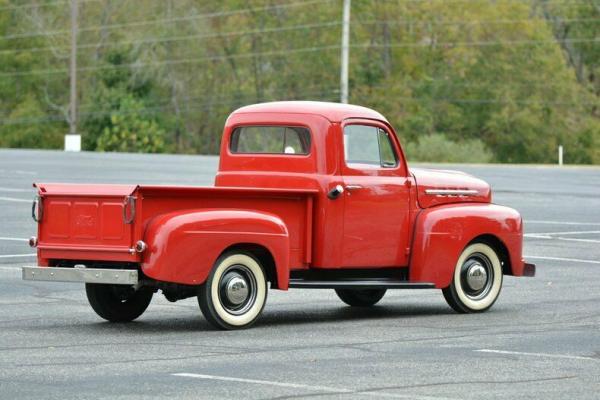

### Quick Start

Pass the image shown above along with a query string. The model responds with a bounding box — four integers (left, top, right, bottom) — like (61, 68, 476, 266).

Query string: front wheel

(198, 252, 268, 330)
(442, 242, 503, 313)
(85, 283, 153, 322)
(335, 289, 387, 307)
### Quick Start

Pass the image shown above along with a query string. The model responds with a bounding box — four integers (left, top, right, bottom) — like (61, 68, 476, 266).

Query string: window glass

(343, 125, 397, 168)
(230, 126, 311, 155)
(378, 129, 398, 167)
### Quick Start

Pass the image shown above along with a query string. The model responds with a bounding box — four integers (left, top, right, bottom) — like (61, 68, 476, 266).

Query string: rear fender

(141, 209, 290, 289)
(409, 204, 524, 288)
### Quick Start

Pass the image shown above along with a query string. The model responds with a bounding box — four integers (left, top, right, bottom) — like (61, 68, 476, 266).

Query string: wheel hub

(465, 262, 488, 291)
(222, 273, 249, 306)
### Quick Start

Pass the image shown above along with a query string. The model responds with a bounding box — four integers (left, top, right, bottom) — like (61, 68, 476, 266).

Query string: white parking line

(525, 235, 600, 244)
(524, 255, 600, 265)
(14, 170, 36, 176)
(525, 220, 600, 226)
(0, 196, 30, 203)
(172, 373, 459, 400)
(475, 349, 597, 362)
(0, 254, 36, 259)
(0, 187, 32, 193)
(549, 237, 600, 244)
(525, 230, 600, 236)
(0, 237, 28, 242)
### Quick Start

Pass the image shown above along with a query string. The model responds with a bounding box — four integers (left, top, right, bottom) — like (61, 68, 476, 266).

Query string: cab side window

(343, 125, 398, 168)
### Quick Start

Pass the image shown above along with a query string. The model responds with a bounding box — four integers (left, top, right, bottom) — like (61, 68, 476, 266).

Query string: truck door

(340, 122, 411, 267)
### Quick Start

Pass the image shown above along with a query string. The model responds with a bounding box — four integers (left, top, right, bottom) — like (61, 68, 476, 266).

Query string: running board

(288, 279, 435, 289)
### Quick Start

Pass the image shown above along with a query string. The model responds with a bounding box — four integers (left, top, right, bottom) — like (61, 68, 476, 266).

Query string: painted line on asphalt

(524, 255, 600, 265)
(0, 254, 36, 259)
(14, 170, 36, 176)
(0, 196, 30, 203)
(0, 237, 28, 242)
(525, 220, 600, 226)
(172, 373, 459, 400)
(0, 187, 32, 193)
(525, 230, 600, 236)
(549, 237, 600, 244)
(475, 349, 598, 362)
(525, 234, 600, 244)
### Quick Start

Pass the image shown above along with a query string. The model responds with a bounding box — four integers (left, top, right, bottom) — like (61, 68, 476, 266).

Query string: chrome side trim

(425, 189, 479, 196)
(22, 266, 138, 285)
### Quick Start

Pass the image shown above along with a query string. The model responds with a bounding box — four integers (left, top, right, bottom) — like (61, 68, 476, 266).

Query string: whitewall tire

(198, 252, 268, 330)
(442, 242, 503, 313)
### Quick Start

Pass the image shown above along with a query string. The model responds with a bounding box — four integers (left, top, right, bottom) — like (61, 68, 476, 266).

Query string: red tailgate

(35, 183, 140, 264)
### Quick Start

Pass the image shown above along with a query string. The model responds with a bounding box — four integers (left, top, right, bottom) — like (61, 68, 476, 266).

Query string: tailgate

(34, 183, 140, 263)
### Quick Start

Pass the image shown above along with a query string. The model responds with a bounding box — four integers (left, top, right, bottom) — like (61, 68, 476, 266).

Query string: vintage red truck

(23, 101, 535, 330)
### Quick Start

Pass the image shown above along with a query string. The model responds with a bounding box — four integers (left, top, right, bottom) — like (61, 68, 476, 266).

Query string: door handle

(327, 185, 345, 200)
(345, 185, 363, 191)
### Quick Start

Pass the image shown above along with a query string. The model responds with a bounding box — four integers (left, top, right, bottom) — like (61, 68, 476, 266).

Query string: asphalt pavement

(0, 149, 599, 400)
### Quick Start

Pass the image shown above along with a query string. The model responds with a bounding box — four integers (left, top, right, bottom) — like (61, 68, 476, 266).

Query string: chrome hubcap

(460, 253, 493, 300)
(465, 263, 487, 291)
(224, 274, 249, 305)
(218, 264, 257, 315)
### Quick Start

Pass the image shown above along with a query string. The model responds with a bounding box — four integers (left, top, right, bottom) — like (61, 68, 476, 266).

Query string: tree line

(0, 0, 598, 163)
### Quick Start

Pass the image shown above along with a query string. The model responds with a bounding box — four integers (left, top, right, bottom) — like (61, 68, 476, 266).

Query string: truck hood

(410, 168, 491, 209)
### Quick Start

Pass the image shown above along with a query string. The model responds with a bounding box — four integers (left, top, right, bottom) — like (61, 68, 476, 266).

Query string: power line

(0, 44, 341, 77)
(0, 0, 334, 41)
(3, 36, 599, 78)
(0, 21, 342, 55)
(0, 77, 587, 115)
(359, 17, 600, 27)
(4, 16, 598, 56)
(358, 37, 600, 49)
(2, 91, 595, 127)
(0, 0, 99, 12)
(375, 0, 595, 4)
(0, 87, 342, 126)
(2, 17, 596, 56)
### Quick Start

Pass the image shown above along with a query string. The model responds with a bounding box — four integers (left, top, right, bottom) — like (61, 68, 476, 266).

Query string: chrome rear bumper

(22, 266, 138, 285)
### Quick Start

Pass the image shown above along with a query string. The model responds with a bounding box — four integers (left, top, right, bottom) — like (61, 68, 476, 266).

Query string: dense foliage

(0, 0, 598, 163)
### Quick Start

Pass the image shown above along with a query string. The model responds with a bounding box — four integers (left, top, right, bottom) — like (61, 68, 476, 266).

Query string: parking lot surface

(1, 149, 599, 399)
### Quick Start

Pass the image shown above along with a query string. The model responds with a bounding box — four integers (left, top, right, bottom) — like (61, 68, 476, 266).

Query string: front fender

(141, 209, 290, 288)
(409, 204, 524, 288)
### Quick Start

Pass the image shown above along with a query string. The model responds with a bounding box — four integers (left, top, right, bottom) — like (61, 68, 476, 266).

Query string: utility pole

(66, 0, 80, 151)
(340, 0, 350, 104)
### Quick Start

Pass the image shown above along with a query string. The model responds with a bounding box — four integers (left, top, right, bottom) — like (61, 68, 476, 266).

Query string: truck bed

(35, 183, 317, 269)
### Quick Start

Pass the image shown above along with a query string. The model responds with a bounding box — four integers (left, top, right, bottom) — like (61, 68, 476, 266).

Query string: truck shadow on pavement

(72, 303, 466, 333)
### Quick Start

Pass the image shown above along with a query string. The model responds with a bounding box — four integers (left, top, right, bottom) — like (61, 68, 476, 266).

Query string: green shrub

(95, 104, 166, 153)
(405, 133, 492, 163)
(0, 96, 63, 149)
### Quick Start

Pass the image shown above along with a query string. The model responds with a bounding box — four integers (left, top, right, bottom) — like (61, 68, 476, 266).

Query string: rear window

(230, 126, 311, 155)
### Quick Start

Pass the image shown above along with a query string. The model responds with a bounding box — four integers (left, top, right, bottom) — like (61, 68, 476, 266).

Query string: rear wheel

(85, 283, 153, 322)
(198, 252, 268, 330)
(442, 242, 503, 313)
(335, 289, 387, 307)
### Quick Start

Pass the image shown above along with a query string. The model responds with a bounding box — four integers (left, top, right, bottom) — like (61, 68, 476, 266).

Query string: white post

(66, 0, 81, 152)
(558, 145, 563, 166)
(340, 0, 351, 104)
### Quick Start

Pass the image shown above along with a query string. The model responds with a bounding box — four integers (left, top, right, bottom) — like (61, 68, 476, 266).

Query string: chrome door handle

(345, 185, 363, 191)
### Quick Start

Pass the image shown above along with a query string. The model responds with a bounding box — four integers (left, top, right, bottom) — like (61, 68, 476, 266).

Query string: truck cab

(24, 101, 535, 330)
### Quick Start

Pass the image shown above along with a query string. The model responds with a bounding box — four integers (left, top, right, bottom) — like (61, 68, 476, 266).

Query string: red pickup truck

(24, 102, 534, 329)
